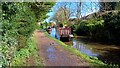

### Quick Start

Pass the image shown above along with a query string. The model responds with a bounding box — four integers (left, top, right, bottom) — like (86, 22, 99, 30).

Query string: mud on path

(34, 30, 89, 66)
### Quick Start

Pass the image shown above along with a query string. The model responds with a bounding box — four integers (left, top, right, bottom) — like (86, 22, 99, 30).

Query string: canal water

(50, 28, 120, 65)
(65, 37, 120, 65)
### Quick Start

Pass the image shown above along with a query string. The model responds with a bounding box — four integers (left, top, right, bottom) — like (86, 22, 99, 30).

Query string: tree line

(73, 2, 120, 44)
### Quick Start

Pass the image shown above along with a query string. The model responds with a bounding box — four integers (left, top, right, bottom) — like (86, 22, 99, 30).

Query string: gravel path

(35, 30, 89, 66)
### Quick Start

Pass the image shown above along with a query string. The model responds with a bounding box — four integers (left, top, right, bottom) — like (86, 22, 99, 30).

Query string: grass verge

(10, 34, 43, 66)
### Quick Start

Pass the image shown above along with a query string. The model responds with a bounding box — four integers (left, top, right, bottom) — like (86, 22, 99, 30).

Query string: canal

(50, 28, 120, 65)
(65, 36, 120, 65)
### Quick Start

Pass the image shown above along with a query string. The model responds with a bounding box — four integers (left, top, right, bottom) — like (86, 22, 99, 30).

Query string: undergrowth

(11, 35, 43, 66)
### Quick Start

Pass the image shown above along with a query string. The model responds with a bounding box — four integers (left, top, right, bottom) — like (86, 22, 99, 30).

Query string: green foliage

(1, 2, 54, 67)
(28, 2, 55, 21)
(75, 18, 104, 36)
(102, 11, 120, 43)
(115, 2, 120, 10)
(70, 24, 78, 34)
(40, 22, 48, 29)
(11, 37, 42, 66)
(2, 2, 37, 50)
(75, 11, 120, 44)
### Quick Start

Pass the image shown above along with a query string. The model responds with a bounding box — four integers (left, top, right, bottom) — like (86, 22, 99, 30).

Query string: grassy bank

(11, 34, 43, 66)
(44, 32, 106, 66)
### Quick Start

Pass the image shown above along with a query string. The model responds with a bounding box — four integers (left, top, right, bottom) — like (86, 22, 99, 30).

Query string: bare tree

(56, 7, 70, 25)
(76, 2, 82, 23)
(50, 3, 72, 26)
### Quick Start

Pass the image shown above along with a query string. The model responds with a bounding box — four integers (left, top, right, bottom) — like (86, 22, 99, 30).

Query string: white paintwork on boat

(69, 34, 74, 38)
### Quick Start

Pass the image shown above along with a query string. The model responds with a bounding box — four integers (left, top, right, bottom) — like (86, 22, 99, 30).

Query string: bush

(102, 11, 120, 43)
(1, 2, 37, 67)
(75, 11, 120, 44)
(1, 2, 54, 67)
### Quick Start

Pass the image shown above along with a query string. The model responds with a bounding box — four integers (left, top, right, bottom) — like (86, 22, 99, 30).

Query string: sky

(45, 1, 100, 23)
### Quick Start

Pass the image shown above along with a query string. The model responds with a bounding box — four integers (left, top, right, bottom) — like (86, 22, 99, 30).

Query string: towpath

(34, 30, 89, 66)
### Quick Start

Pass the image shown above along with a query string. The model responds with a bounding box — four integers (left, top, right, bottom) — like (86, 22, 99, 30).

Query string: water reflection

(72, 39, 99, 57)
(67, 37, 120, 65)
(47, 46, 57, 62)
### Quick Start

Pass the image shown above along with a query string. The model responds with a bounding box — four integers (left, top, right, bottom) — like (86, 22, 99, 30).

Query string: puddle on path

(46, 44, 57, 62)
